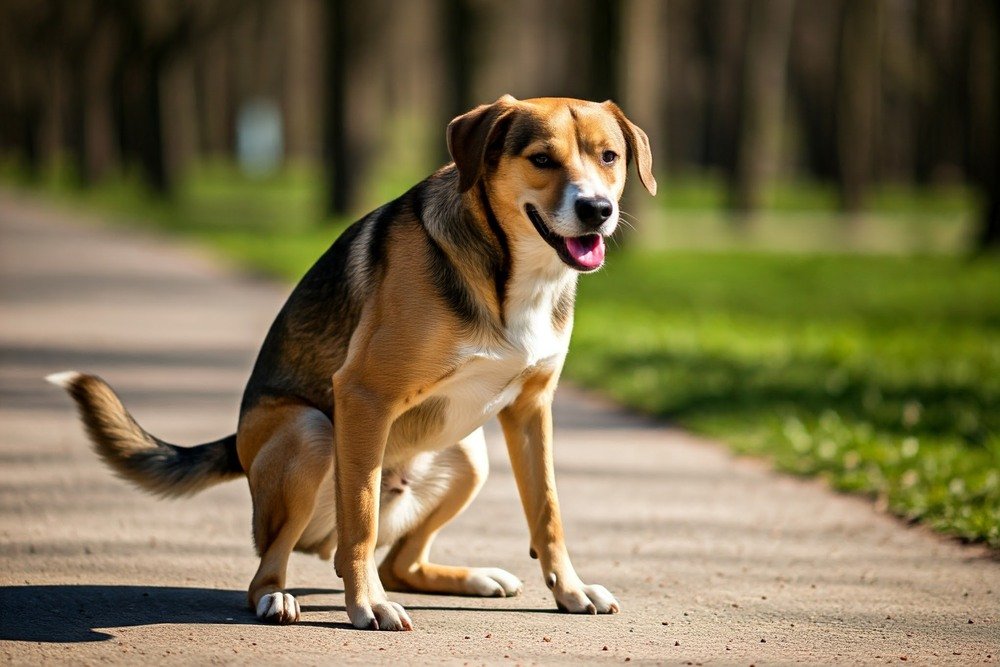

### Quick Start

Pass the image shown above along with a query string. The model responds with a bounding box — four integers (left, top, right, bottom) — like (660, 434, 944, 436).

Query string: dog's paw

(464, 567, 523, 597)
(256, 592, 301, 624)
(553, 582, 619, 614)
(347, 598, 413, 631)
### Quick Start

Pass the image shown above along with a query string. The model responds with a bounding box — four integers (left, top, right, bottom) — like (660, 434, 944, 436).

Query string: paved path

(0, 190, 997, 665)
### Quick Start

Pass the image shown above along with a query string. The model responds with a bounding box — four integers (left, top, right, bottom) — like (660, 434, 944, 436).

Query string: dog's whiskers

(616, 208, 641, 235)
(616, 218, 637, 233)
(619, 208, 641, 224)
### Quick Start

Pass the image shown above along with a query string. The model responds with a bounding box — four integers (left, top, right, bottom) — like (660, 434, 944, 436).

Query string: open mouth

(525, 205, 606, 271)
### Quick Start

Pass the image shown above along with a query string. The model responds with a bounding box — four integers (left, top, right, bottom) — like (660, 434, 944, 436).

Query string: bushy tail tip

(46, 370, 83, 389)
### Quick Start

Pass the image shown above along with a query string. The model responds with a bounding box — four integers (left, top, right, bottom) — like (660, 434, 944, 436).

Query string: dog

(49, 95, 656, 631)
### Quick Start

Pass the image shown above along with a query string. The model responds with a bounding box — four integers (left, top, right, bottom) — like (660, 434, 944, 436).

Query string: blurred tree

(0, 1, 61, 177)
(700, 0, 746, 178)
(914, 0, 966, 185)
(788, 1, 842, 182)
(877, 0, 918, 183)
(621, 0, 668, 243)
(193, 25, 235, 157)
(966, 0, 999, 250)
(662, 0, 705, 173)
(730, 0, 796, 216)
(0, 1, 113, 184)
(836, 0, 884, 214)
(0, 0, 995, 249)
(283, 0, 323, 163)
(323, 0, 350, 216)
(56, 1, 100, 186)
(585, 0, 622, 102)
(81, 10, 120, 183)
(439, 0, 476, 165)
(110, 0, 253, 195)
(323, 0, 388, 216)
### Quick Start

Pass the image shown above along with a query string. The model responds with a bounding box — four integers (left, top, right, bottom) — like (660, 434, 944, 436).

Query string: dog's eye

(601, 150, 618, 166)
(529, 154, 554, 168)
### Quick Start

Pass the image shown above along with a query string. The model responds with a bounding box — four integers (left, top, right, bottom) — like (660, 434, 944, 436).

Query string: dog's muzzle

(525, 204, 606, 272)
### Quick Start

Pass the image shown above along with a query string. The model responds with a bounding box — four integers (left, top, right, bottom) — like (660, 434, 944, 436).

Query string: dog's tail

(46, 371, 244, 498)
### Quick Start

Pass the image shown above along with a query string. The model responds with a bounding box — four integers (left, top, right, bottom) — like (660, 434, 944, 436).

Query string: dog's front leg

(498, 372, 619, 614)
(332, 371, 412, 631)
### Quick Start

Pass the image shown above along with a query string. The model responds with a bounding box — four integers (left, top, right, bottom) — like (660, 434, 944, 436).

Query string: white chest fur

(384, 268, 575, 465)
(448, 266, 574, 415)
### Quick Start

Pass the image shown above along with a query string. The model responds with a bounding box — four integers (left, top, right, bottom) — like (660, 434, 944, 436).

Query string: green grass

(567, 253, 1000, 547)
(3, 163, 997, 547)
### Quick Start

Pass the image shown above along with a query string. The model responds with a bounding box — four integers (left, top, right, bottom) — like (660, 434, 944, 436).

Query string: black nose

(574, 196, 614, 228)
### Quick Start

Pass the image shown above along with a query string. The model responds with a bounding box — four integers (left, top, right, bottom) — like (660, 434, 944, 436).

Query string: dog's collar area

(524, 204, 605, 272)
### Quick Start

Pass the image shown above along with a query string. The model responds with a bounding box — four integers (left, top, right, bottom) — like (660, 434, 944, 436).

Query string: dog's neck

(422, 166, 577, 332)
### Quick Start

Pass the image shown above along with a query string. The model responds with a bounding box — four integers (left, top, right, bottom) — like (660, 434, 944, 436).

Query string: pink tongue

(565, 234, 606, 269)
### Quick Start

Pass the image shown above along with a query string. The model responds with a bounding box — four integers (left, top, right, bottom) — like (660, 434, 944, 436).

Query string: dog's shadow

(0, 584, 556, 642)
(0, 584, 350, 642)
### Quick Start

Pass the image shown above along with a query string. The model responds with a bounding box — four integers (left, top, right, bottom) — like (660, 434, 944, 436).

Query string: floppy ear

(447, 94, 518, 192)
(603, 101, 657, 196)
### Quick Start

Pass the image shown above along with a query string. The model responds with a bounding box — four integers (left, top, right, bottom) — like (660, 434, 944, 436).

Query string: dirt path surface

(0, 190, 997, 665)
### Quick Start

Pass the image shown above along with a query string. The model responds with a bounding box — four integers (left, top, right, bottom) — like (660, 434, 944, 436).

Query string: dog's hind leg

(378, 429, 522, 597)
(240, 400, 334, 624)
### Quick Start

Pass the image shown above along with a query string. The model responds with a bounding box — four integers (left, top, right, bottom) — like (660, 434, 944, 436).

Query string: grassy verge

(568, 254, 1000, 547)
(4, 166, 997, 547)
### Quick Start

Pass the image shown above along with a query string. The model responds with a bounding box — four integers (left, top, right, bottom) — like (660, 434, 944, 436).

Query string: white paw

(348, 598, 413, 631)
(554, 582, 619, 614)
(256, 592, 301, 624)
(464, 567, 523, 597)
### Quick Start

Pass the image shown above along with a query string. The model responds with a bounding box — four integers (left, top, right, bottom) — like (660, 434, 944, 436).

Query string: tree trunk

(194, 34, 233, 156)
(323, 0, 351, 217)
(788, 1, 842, 182)
(876, 0, 917, 183)
(64, 56, 89, 186)
(620, 0, 668, 244)
(439, 0, 475, 165)
(700, 0, 747, 177)
(835, 0, 883, 213)
(109, 7, 171, 196)
(140, 51, 170, 194)
(161, 51, 200, 182)
(586, 0, 622, 102)
(914, 0, 966, 185)
(284, 0, 323, 163)
(966, 0, 1000, 250)
(730, 0, 796, 215)
(82, 16, 119, 183)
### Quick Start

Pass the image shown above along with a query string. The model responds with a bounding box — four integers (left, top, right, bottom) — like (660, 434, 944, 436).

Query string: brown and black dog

(49, 95, 656, 631)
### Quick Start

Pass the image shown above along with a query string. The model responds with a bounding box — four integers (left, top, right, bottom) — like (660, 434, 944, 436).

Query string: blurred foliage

(656, 173, 979, 215)
(2, 1, 996, 243)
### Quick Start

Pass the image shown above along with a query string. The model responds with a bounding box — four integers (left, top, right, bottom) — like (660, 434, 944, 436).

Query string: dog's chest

(447, 306, 565, 423)
(387, 281, 570, 458)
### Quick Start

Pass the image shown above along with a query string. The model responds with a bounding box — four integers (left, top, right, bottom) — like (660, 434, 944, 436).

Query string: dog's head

(448, 95, 656, 272)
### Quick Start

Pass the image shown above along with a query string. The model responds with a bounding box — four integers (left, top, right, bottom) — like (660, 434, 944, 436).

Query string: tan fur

(53, 96, 654, 631)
